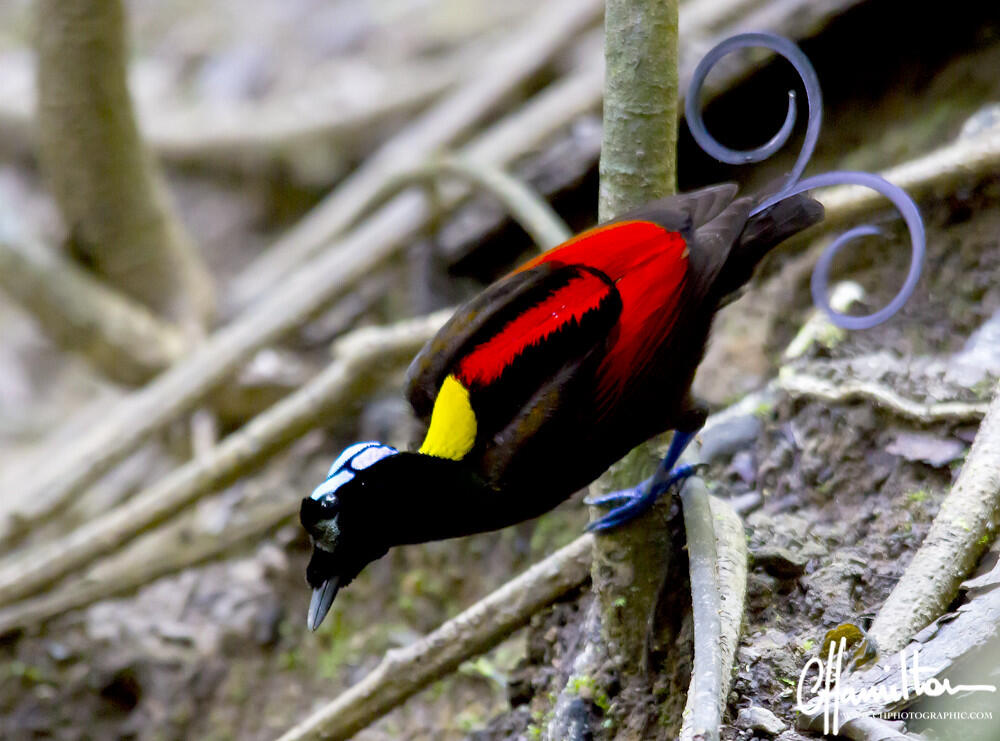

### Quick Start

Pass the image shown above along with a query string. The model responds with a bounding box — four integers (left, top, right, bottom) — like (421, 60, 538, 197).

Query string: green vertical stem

(592, 0, 681, 678)
(598, 0, 679, 222)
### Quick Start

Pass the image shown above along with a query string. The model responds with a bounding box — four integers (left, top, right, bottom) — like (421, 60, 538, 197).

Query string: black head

(299, 441, 399, 630)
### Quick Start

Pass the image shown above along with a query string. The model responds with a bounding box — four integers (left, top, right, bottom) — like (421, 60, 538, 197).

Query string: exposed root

(777, 368, 988, 424)
(679, 489, 749, 741)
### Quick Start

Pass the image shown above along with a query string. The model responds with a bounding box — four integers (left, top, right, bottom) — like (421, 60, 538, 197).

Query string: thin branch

(777, 368, 988, 424)
(274, 535, 594, 741)
(0, 57, 605, 547)
(868, 378, 1000, 654)
(0, 0, 857, 183)
(34, 0, 214, 325)
(0, 498, 295, 636)
(0, 227, 185, 385)
(0, 26, 506, 179)
(227, 0, 603, 310)
(389, 155, 572, 250)
(0, 311, 451, 609)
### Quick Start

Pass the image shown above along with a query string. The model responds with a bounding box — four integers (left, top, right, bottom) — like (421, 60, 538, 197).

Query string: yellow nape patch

(419, 374, 477, 460)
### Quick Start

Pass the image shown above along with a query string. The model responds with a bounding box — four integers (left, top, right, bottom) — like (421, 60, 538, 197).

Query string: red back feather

(457, 220, 688, 406)
(520, 220, 689, 406)
(456, 269, 612, 387)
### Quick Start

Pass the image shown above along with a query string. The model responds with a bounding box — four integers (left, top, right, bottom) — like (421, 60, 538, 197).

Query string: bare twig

(868, 379, 1000, 654)
(0, 312, 451, 609)
(0, 227, 185, 385)
(390, 155, 572, 249)
(228, 0, 603, 310)
(0, 498, 295, 636)
(0, 0, 861, 183)
(34, 0, 214, 325)
(777, 368, 988, 424)
(0, 26, 519, 180)
(0, 57, 605, 546)
(275, 535, 594, 741)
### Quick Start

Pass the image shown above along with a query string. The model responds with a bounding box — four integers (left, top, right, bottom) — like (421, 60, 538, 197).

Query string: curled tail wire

(687, 32, 925, 330)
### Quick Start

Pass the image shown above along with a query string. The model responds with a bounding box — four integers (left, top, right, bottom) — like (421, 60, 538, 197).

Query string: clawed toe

(585, 429, 704, 533)
(583, 487, 641, 508)
(586, 462, 705, 533)
(586, 499, 652, 531)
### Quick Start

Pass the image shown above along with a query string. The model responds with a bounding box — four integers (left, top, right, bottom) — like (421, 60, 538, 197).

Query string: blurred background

(1, 0, 999, 739)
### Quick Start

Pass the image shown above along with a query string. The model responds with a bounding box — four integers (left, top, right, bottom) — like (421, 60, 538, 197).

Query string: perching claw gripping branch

(686, 32, 925, 330)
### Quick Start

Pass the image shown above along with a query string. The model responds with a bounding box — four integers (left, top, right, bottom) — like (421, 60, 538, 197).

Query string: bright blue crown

(309, 442, 398, 503)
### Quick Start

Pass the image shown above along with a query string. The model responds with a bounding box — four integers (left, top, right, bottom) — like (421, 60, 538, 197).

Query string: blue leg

(585, 429, 700, 532)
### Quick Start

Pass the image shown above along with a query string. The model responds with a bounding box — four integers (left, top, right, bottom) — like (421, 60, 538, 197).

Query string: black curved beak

(307, 576, 341, 631)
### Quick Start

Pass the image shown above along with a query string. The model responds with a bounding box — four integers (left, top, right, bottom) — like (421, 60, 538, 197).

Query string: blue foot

(586, 464, 699, 532)
(585, 429, 701, 533)
(583, 486, 643, 508)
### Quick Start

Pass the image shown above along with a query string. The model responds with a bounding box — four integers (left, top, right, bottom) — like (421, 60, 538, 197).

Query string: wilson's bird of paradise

(299, 183, 823, 630)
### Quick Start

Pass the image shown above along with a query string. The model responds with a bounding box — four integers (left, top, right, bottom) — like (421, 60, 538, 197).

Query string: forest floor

(2, 1, 1000, 740)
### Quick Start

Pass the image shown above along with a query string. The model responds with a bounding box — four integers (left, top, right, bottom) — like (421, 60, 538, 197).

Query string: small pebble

(736, 705, 787, 736)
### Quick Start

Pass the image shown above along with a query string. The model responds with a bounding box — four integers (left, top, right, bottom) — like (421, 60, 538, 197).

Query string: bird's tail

(713, 192, 824, 302)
